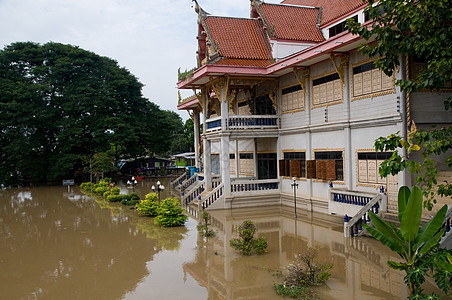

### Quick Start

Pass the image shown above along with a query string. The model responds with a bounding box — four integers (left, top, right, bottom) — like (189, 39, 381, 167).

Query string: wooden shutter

(326, 81, 334, 102)
(333, 79, 341, 100)
(358, 160, 368, 183)
(353, 73, 362, 97)
(367, 160, 377, 183)
(279, 160, 286, 176)
(313, 85, 320, 105)
(290, 160, 302, 178)
(371, 69, 381, 93)
(306, 160, 316, 179)
(316, 160, 327, 180)
(363, 70, 372, 94)
(325, 160, 336, 180)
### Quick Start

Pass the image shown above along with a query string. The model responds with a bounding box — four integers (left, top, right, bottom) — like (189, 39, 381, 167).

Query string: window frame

(311, 71, 343, 108)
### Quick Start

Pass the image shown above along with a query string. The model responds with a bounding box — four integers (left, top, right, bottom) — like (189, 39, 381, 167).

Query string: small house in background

(119, 156, 172, 176)
(171, 152, 196, 167)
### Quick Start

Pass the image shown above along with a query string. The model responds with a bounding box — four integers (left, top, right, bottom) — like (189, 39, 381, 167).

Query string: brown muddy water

(0, 178, 425, 299)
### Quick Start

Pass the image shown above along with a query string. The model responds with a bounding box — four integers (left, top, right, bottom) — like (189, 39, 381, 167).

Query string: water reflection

(0, 181, 427, 299)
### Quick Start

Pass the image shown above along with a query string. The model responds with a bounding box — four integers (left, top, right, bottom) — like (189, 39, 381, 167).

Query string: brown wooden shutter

(326, 160, 336, 180)
(285, 160, 290, 176)
(290, 160, 302, 178)
(316, 160, 327, 180)
(306, 160, 316, 179)
(279, 160, 286, 176)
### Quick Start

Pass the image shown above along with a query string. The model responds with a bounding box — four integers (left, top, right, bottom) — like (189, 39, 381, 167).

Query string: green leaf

(364, 213, 405, 256)
(398, 186, 411, 222)
(400, 186, 423, 249)
(414, 204, 447, 251)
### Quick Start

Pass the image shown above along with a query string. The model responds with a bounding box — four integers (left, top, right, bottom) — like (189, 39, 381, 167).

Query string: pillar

(194, 109, 200, 169)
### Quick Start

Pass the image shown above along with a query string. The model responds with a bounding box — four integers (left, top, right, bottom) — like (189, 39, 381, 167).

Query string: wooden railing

(230, 179, 279, 193)
(343, 192, 386, 238)
(199, 183, 224, 210)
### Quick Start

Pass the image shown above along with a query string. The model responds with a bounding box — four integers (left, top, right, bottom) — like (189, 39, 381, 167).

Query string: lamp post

(152, 180, 165, 201)
(291, 177, 298, 218)
(128, 177, 138, 192)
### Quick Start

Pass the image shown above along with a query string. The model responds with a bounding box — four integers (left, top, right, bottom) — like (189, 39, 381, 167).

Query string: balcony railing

(230, 178, 279, 194)
(205, 115, 279, 132)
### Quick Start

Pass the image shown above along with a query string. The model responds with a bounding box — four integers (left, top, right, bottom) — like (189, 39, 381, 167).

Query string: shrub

(197, 210, 215, 237)
(129, 192, 140, 201)
(136, 194, 160, 216)
(111, 186, 120, 195)
(229, 220, 268, 255)
(121, 199, 139, 206)
(95, 186, 109, 195)
(107, 194, 125, 202)
(154, 197, 188, 227)
(103, 191, 111, 197)
(274, 248, 332, 299)
(80, 182, 94, 192)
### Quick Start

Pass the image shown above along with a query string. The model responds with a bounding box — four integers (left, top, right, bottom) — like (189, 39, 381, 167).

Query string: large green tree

(0, 42, 179, 185)
(347, 0, 452, 209)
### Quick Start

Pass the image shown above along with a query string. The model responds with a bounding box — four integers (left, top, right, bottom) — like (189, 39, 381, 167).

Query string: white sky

(0, 0, 279, 119)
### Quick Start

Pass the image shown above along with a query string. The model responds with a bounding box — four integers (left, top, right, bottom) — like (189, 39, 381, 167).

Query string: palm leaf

(398, 186, 411, 222)
(366, 212, 406, 255)
(400, 185, 422, 246)
(364, 224, 404, 256)
(418, 228, 446, 256)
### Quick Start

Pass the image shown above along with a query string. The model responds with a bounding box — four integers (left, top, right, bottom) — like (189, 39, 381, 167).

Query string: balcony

(206, 115, 279, 133)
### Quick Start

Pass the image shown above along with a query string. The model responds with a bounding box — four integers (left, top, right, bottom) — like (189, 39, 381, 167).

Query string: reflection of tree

(0, 187, 159, 300)
(135, 217, 187, 251)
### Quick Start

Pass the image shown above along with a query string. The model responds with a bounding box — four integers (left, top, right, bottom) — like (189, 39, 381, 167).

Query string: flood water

(1, 178, 428, 299)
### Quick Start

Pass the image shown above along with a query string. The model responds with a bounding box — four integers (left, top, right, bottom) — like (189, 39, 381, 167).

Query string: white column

(235, 139, 239, 178)
(194, 109, 200, 169)
(305, 70, 313, 208)
(253, 138, 258, 178)
(220, 86, 231, 196)
(342, 61, 353, 190)
(202, 90, 212, 191)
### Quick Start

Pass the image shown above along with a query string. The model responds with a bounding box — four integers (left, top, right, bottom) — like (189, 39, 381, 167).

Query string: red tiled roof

(258, 3, 324, 42)
(205, 16, 273, 60)
(281, 0, 365, 25)
(214, 58, 273, 67)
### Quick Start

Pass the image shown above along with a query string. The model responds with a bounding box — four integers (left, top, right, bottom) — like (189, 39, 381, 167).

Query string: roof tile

(259, 3, 324, 42)
(281, 0, 365, 25)
(205, 17, 273, 60)
(214, 58, 273, 67)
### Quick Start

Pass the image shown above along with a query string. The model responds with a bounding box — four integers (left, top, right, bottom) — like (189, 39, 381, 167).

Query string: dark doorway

(258, 153, 277, 179)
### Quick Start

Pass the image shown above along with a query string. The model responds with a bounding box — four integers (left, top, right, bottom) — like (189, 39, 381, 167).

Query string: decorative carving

(178, 90, 182, 104)
(293, 68, 310, 97)
(268, 80, 278, 112)
(330, 54, 349, 86)
(228, 89, 237, 113)
(209, 77, 229, 102)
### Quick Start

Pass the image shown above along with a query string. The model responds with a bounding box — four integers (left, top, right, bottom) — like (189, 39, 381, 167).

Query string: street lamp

(128, 177, 138, 192)
(291, 177, 299, 218)
(152, 180, 165, 201)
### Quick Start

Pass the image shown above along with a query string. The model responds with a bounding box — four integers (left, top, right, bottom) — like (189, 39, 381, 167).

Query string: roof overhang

(177, 30, 373, 89)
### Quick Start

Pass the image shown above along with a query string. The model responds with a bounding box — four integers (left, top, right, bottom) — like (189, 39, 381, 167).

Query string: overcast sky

(0, 0, 279, 119)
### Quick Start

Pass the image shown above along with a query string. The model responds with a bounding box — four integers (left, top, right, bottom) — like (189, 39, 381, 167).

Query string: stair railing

(172, 172, 187, 189)
(182, 180, 205, 205)
(198, 182, 224, 211)
(440, 205, 452, 246)
(344, 193, 386, 237)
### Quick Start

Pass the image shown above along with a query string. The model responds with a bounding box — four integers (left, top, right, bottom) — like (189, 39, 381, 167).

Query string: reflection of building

(183, 206, 410, 299)
(176, 0, 451, 227)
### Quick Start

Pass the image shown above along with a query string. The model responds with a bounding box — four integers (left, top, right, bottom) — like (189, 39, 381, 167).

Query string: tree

(0, 42, 181, 185)
(347, 0, 452, 209)
(363, 186, 451, 298)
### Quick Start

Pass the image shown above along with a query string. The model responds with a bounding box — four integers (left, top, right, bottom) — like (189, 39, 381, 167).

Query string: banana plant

(364, 185, 451, 298)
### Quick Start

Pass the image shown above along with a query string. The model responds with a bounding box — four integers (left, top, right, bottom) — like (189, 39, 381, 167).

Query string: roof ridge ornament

(192, 0, 208, 16)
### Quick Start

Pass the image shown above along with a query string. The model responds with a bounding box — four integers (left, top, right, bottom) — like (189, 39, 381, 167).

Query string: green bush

(80, 182, 94, 191)
(130, 192, 140, 201)
(136, 194, 160, 216)
(111, 186, 120, 195)
(121, 199, 139, 206)
(95, 186, 109, 195)
(154, 197, 188, 227)
(107, 194, 125, 202)
(103, 190, 111, 197)
(229, 220, 268, 255)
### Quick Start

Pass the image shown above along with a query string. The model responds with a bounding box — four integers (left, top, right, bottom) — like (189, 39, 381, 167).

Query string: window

(279, 152, 306, 178)
(239, 153, 254, 176)
(307, 151, 344, 181)
(352, 60, 393, 98)
(409, 56, 452, 88)
(329, 16, 358, 38)
(312, 73, 342, 107)
(358, 152, 392, 184)
(238, 101, 250, 115)
(281, 84, 304, 112)
(258, 153, 277, 179)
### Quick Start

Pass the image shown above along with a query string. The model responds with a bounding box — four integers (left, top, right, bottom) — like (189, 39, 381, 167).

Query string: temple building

(175, 0, 451, 232)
